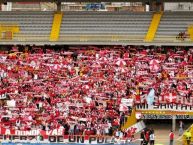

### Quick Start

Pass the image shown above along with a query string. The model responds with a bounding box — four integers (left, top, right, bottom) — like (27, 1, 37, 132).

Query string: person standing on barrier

(169, 130, 174, 145)
(179, 120, 184, 136)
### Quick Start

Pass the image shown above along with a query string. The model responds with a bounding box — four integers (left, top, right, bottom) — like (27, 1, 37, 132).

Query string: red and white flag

(165, 92, 177, 103)
(116, 59, 126, 67)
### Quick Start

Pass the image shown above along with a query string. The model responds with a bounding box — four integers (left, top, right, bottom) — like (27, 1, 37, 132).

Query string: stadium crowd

(0, 45, 192, 137)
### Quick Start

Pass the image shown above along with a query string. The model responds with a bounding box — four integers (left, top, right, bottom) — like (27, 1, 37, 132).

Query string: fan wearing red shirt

(145, 131, 150, 144)
(169, 130, 174, 145)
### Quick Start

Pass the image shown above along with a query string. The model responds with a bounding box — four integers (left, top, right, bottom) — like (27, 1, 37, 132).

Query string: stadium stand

(0, 45, 192, 138)
(0, 2, 193, 144)
(0, 11, 193, 44)
(0, 11, 152, 43)
(1, 0, 193, 144)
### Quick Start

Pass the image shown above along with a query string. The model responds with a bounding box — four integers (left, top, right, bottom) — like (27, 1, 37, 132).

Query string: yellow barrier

(122, 109, 137, 130)
(145, 12, 163, 42)
(50, 12, 63, 41)
(182, 124, 193, 145)
(188, 25, 193, 41)
(0, 23, 20, 39)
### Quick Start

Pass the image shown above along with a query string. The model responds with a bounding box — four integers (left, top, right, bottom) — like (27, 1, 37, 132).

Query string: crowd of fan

(0, 45, 192, 137)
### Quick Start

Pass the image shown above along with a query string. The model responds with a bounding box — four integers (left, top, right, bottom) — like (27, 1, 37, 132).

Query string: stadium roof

(1, 0, 193, 2)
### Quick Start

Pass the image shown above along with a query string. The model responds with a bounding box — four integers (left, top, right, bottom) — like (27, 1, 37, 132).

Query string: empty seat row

(0, 11, 53, 38)
(60, 11, 152, 39)
(155, 11, 193, 41)
(1, 11, 192, 44)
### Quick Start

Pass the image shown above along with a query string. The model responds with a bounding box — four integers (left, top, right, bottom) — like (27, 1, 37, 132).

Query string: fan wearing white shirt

(149, 132, 155, 145)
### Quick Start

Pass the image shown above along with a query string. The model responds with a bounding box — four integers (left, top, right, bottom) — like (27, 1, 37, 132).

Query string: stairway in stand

(50, 12, 63, 41)
(188, 25, 193, 41)
(144, 12, 163, 42)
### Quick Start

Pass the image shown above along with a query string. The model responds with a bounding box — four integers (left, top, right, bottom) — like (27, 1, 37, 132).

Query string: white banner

(121, 98, 134, 106)
(7, 100, 16, 107)
(126, 121, 146, 133)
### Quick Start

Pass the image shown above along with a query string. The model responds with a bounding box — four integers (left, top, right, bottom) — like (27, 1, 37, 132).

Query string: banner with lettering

(136, 103, 193, 112)
(0, 128, 117, 144)
(2, 143, 138, 145)
(140, 114, 193, 120)
(135, 94, 193, 112)
(0, 135, 125, 144)
(0, 128, 64, 137)
(0, 127, 140, 144)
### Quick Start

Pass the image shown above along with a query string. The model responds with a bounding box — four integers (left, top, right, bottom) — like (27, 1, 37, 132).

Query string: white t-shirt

(16, 120, 20, 127)
(119, 132, 123, 138)
(39, 102, 43, 108)
(150, 134, 155, 140)
(115, 131, 120, 137)
(105, 127, 109, 134)
(108, 122, 112, 128)
(34, 74, 38, 80)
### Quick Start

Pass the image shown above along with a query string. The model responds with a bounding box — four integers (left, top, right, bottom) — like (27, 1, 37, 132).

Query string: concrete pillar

(172, 115, 176, 131)
(143, 2, 150, 12)
(149, 0, 164, 11)
(56, 1, 61, 12)
(1, 2, 12, 11)
(145, 4, 150, 12)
